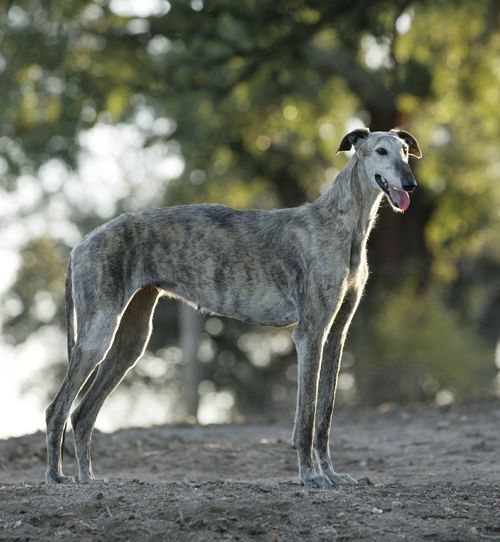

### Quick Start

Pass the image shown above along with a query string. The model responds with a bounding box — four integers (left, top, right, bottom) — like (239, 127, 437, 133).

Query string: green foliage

(1, 0, 499, 409)
(400, 1, 500, 283)
(366, 282, 491, 398)
(4, 237, 67, 342)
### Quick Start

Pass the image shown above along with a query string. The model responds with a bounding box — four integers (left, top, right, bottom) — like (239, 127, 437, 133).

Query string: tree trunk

(180, 304, 202, 420)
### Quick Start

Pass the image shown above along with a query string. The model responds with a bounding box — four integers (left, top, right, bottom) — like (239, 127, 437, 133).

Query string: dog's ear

(337, 128, 370, 153)
(391, 129, 422, 158)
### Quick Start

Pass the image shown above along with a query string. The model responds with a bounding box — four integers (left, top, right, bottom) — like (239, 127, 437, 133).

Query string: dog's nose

(402, 180, 417, 193)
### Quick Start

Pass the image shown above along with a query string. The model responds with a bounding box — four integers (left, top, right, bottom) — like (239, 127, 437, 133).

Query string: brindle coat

(45, 128, 422, 488)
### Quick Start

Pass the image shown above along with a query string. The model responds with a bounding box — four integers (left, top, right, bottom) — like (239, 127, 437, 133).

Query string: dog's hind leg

(45, 307, 123, 484)
(314, 286, 364, 486)
(70, 286, 160, 483)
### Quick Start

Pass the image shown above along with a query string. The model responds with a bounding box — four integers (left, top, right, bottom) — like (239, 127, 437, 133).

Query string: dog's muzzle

(375, 174, 412, 212)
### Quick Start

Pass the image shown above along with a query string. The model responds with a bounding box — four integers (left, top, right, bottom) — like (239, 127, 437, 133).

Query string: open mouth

(375, 174, 410, 212)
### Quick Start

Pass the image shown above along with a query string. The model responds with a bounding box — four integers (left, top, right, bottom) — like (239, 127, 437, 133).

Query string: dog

(45, 127, 421, 488)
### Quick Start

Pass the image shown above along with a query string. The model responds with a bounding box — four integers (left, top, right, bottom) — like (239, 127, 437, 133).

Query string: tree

(1, 0, 498, 415)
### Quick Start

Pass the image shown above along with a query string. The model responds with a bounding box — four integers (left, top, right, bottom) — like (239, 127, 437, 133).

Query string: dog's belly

(159, 280, 298, 327)
(146, 243, 299, 327)
(206, 301, 297, 327)
(208, 292, 298, 327)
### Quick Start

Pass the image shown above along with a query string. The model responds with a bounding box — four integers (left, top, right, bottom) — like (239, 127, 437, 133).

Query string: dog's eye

(376, 148, 388, 156)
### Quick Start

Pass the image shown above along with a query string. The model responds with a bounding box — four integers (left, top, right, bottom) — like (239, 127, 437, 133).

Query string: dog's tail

(62, 256, 76, 464)
(65, 255, 76, 363)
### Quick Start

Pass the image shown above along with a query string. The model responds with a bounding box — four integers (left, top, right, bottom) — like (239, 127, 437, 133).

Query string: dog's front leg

(292, 323, 332, 488)
(314, 287, 363, 486)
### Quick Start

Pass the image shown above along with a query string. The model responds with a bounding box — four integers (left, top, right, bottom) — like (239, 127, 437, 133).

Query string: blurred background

(1, 0, 499, 438)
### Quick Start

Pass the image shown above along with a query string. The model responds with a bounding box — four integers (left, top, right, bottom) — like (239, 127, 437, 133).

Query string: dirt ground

(0, 401, 499, 541)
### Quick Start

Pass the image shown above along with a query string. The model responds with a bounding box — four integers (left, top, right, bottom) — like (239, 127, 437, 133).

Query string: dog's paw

(45, 471, 76, 485)
(324, 469, 358, 486)
(339, 473, 358, 485)
(300, 473, 334, 489)
(77, 475, 108, 484)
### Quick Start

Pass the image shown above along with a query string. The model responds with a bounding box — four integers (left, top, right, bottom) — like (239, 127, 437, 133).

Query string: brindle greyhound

(45, 128, 421, 488)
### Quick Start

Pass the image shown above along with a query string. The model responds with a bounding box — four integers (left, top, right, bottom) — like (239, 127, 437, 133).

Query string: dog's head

(338, 128, 422, 212)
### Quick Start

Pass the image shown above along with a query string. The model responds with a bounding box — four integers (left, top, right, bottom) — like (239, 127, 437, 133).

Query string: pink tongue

(388, 185, 410, 211)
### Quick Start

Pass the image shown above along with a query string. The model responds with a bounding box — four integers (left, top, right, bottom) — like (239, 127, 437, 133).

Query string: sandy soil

(0, 401, 499, 541)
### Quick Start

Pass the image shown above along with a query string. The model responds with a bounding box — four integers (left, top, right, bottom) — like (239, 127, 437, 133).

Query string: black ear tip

(337, 128, 370, 153)
(337, 142, 350, 153)
(391, 128, 422, 158)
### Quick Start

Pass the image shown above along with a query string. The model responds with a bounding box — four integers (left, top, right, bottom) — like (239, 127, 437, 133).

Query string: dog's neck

(313, 155, 383, 239)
